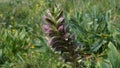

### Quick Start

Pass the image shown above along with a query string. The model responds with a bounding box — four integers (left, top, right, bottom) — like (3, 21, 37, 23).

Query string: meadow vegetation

(0, 0, 120, 68)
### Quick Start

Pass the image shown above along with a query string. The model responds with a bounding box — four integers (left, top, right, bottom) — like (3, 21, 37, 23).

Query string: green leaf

(70, 19, 87, 35)
(0, 49, 2, 59)
(108, 42, 120, 68)
(91, 40, 103, 52)
(105, 10, 111, 23)
(96, 60, 112, 68)
(20, 29, 26, 40)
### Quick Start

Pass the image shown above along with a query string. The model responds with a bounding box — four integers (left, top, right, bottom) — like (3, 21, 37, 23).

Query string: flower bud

(58, 25, 64, 32)
(42, 25, 51, 31)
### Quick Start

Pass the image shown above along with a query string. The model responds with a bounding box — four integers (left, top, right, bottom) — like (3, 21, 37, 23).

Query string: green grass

(0, 0, 120, 68)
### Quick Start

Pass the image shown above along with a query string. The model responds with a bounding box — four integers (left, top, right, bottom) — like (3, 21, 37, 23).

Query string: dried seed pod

(49, 40, 64, 48)
(48, 36, 62, 46)
(54, 47, 68, 52)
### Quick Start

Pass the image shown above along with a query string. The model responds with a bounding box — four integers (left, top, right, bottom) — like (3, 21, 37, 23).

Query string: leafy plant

(42, 5, 83, 67)
(42, 5, 120, 68)
(0, 0, 120, 68)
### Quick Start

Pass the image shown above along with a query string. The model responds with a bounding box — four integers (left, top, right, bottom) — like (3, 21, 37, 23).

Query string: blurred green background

(0, 0, 120, 68)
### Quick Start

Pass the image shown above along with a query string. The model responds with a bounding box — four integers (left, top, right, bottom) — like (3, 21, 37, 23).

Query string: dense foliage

(0, 0, 120, 68)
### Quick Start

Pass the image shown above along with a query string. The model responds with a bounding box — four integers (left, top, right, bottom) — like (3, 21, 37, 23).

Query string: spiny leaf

(56, 10, 63, 19)
(57, 17, 65, 24)
(43, 15, 55, 25)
